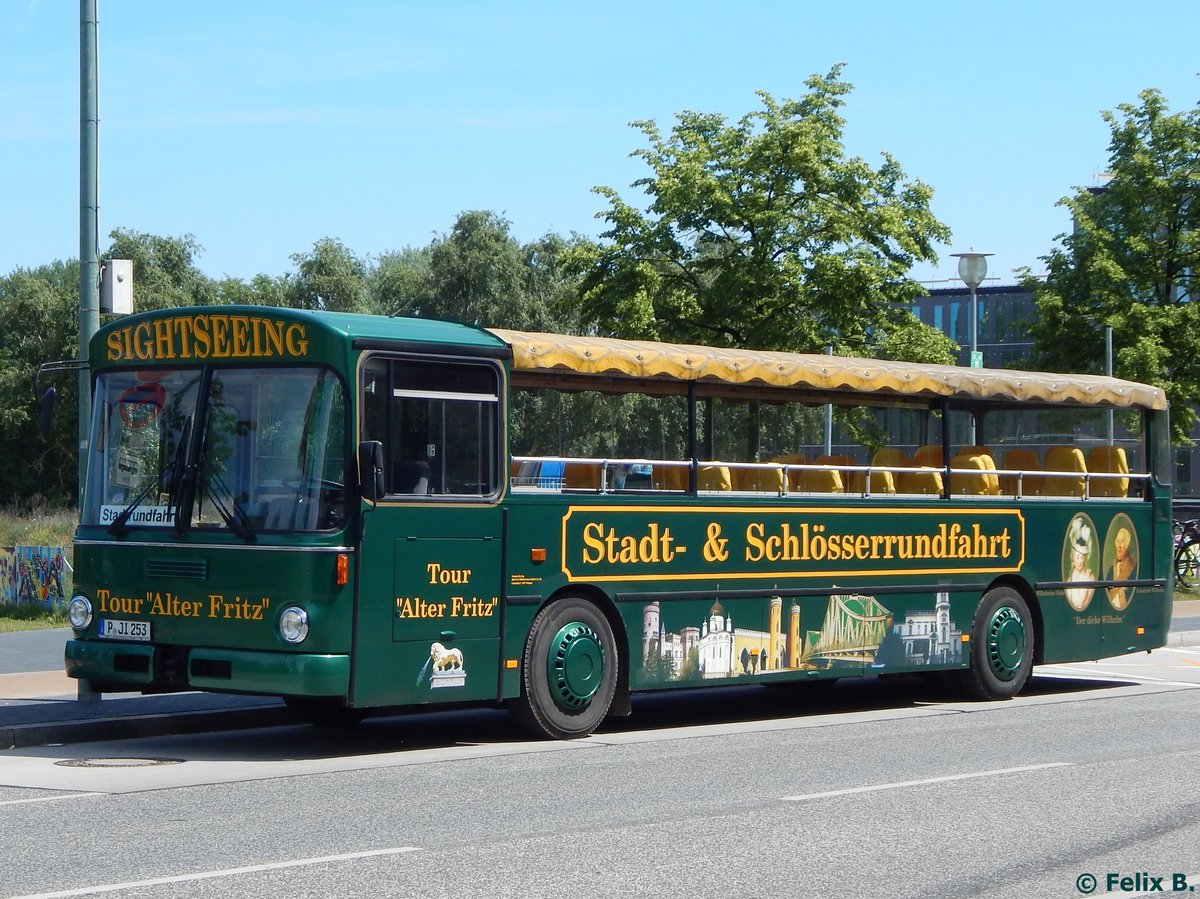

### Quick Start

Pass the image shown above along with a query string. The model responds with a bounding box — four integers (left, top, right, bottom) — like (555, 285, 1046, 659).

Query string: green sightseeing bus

(61, 306, 1173, 739)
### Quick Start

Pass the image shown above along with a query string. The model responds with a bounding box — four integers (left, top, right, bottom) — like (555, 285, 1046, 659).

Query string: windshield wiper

(107, 419, 191, 537)
(203, 468, 256, 542)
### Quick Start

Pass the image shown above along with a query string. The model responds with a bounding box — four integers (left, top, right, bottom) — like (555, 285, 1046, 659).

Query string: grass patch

(0, 606, 68, 632)
(0, 504, 76, 547)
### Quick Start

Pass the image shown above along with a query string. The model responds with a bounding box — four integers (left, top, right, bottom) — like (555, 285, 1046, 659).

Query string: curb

(1166, 629, 1200, 649)
(1, 703, 295, 750)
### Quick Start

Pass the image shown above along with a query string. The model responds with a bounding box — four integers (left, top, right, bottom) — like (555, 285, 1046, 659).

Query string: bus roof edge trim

(488, 329, 1167, 411)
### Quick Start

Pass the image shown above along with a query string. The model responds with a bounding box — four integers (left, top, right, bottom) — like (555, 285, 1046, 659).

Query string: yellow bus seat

(653, 464, 687, 491)
(1088, 445, 1130, 497)
(950, 453, 993, 495)
(736, 465, 784, 493)
(869, 448, 906, 495)
(969, 451, 1000, 495)
(772, 454, 808, 491)
(1043, 446, 1087, 497)
(1000, 449, 1041, 496)
(698, 465, 732, 491)
(562, 462, 602, 490)
(812, 455, 853, 493)
(799, 459, 843, 493)
(910, 444, 943, 468)
(898, 467, 943, 495)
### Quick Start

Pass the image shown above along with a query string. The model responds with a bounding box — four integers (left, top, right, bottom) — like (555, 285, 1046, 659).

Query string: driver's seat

(395, 460, 430, 494)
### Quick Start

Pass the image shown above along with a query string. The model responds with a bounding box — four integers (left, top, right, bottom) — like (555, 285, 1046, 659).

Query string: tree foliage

(0, 262, 82, 506)
(407, 210, 587, 331)
(0, 214, 591, 506)
(578, 66, 953, 361)
(1025, 88, 1200, 442)
(287, 237, 369, 312)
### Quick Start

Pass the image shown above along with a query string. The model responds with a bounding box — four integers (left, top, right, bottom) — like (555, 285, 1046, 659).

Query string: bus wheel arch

(955, 581, 1036, 700)
(509, 589, 624, 740)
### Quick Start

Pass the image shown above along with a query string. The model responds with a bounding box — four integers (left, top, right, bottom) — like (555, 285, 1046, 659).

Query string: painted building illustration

(640, 591, 935, 683)
(884, 592, 964, 665)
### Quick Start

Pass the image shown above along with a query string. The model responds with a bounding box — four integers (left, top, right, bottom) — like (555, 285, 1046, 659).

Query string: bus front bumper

(64, 639, 350, 698)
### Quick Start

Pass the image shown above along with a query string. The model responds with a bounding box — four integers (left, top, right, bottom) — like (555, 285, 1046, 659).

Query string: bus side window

(361, 356, 500, 498)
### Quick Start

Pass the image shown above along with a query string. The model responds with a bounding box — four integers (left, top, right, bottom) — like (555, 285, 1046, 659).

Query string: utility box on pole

(100, 259, 133, 314)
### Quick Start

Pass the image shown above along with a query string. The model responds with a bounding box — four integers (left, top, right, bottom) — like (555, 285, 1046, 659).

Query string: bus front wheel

(956, 587, 1033, 700)
(510, 596, 618, 740)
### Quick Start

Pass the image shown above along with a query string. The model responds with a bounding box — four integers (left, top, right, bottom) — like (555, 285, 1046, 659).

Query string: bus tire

(284, 696, 367, 727)
(956, 586, 1033, 700)
(510, 596, 618, 740)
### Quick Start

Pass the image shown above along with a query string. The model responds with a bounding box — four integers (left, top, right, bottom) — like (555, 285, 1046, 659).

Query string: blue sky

(3, 1, 1198, 289)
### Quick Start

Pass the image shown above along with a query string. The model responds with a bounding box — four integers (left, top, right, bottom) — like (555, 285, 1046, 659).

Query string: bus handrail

(509, 454, 1149, 500)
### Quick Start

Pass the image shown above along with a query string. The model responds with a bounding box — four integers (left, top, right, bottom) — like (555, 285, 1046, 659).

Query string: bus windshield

(82, 366, 347, 536)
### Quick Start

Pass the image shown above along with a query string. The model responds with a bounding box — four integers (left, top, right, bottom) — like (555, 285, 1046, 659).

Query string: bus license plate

(99, 619, 151, 641)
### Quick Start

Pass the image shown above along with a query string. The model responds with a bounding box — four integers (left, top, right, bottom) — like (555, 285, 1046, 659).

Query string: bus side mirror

(358, 440, 385, 502)
(36, 387, 57, 441)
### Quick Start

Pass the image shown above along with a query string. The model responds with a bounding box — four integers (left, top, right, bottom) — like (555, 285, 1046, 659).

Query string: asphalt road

(2, 651, 1200, 899)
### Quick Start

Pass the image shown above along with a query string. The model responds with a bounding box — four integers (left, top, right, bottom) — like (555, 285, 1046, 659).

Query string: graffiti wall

(0, 546, 70, 610)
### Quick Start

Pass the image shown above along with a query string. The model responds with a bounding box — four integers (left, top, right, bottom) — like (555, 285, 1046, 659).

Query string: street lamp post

(950, 249, 993, 369)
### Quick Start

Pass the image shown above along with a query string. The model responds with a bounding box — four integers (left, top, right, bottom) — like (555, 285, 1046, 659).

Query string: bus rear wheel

(955, 587, 1033, 700)
(510, 596, 618, 740)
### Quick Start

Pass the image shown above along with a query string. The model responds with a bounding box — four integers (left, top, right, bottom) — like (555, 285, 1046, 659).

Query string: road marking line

(2, 846, 422, 899)
(779, 762, 1073, 802)
(1039, 665, 1200, 688)
(0, 793, 101, 807)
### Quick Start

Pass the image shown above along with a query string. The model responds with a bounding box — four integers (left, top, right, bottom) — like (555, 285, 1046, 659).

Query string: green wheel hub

(986, 606, 1026, 681)
(547, 621, 605, 710)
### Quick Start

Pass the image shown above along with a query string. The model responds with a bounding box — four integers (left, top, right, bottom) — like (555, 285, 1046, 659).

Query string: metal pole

(78, 0, 100, 506)
(823, 345, 833, 456)
(968, 285, 978, 444)
(969, 284, 978, 364)
(1105, 324, 1114, 445)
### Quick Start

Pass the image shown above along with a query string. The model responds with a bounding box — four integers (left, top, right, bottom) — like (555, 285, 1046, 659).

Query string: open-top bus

(61, 306, 1172, 738)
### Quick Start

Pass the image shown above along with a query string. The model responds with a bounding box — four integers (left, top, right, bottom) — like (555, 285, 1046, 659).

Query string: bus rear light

(336, 553, 349, 586)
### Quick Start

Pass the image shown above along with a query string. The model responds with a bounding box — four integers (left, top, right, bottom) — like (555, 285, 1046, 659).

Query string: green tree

(105, 229, 216, 310)
(0, 262, 82, 505)
(1025, 88, 1200, 442)
(287, 237, 369, 312)
(413, 211, 587, 332)
(579, 66, 952, 359)
(372, 246, 432, 317)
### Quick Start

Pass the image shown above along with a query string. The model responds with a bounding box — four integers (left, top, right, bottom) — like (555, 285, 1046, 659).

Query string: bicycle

(1173, 518, 1200, 588)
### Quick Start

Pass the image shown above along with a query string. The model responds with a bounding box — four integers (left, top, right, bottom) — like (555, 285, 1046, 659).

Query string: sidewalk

(3, 606, 1200, 750)
(0, 629, 293, 749)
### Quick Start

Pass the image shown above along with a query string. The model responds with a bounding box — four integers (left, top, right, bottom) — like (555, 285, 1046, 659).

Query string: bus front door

(352, 511, 503, 709)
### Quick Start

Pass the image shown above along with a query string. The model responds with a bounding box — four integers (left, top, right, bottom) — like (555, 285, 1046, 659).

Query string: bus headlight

(278, 606, 309, 644)
(68, 595, 93, 630)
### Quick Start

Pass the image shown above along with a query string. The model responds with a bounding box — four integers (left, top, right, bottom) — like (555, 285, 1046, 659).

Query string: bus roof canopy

(490, 329, 1167, 411)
